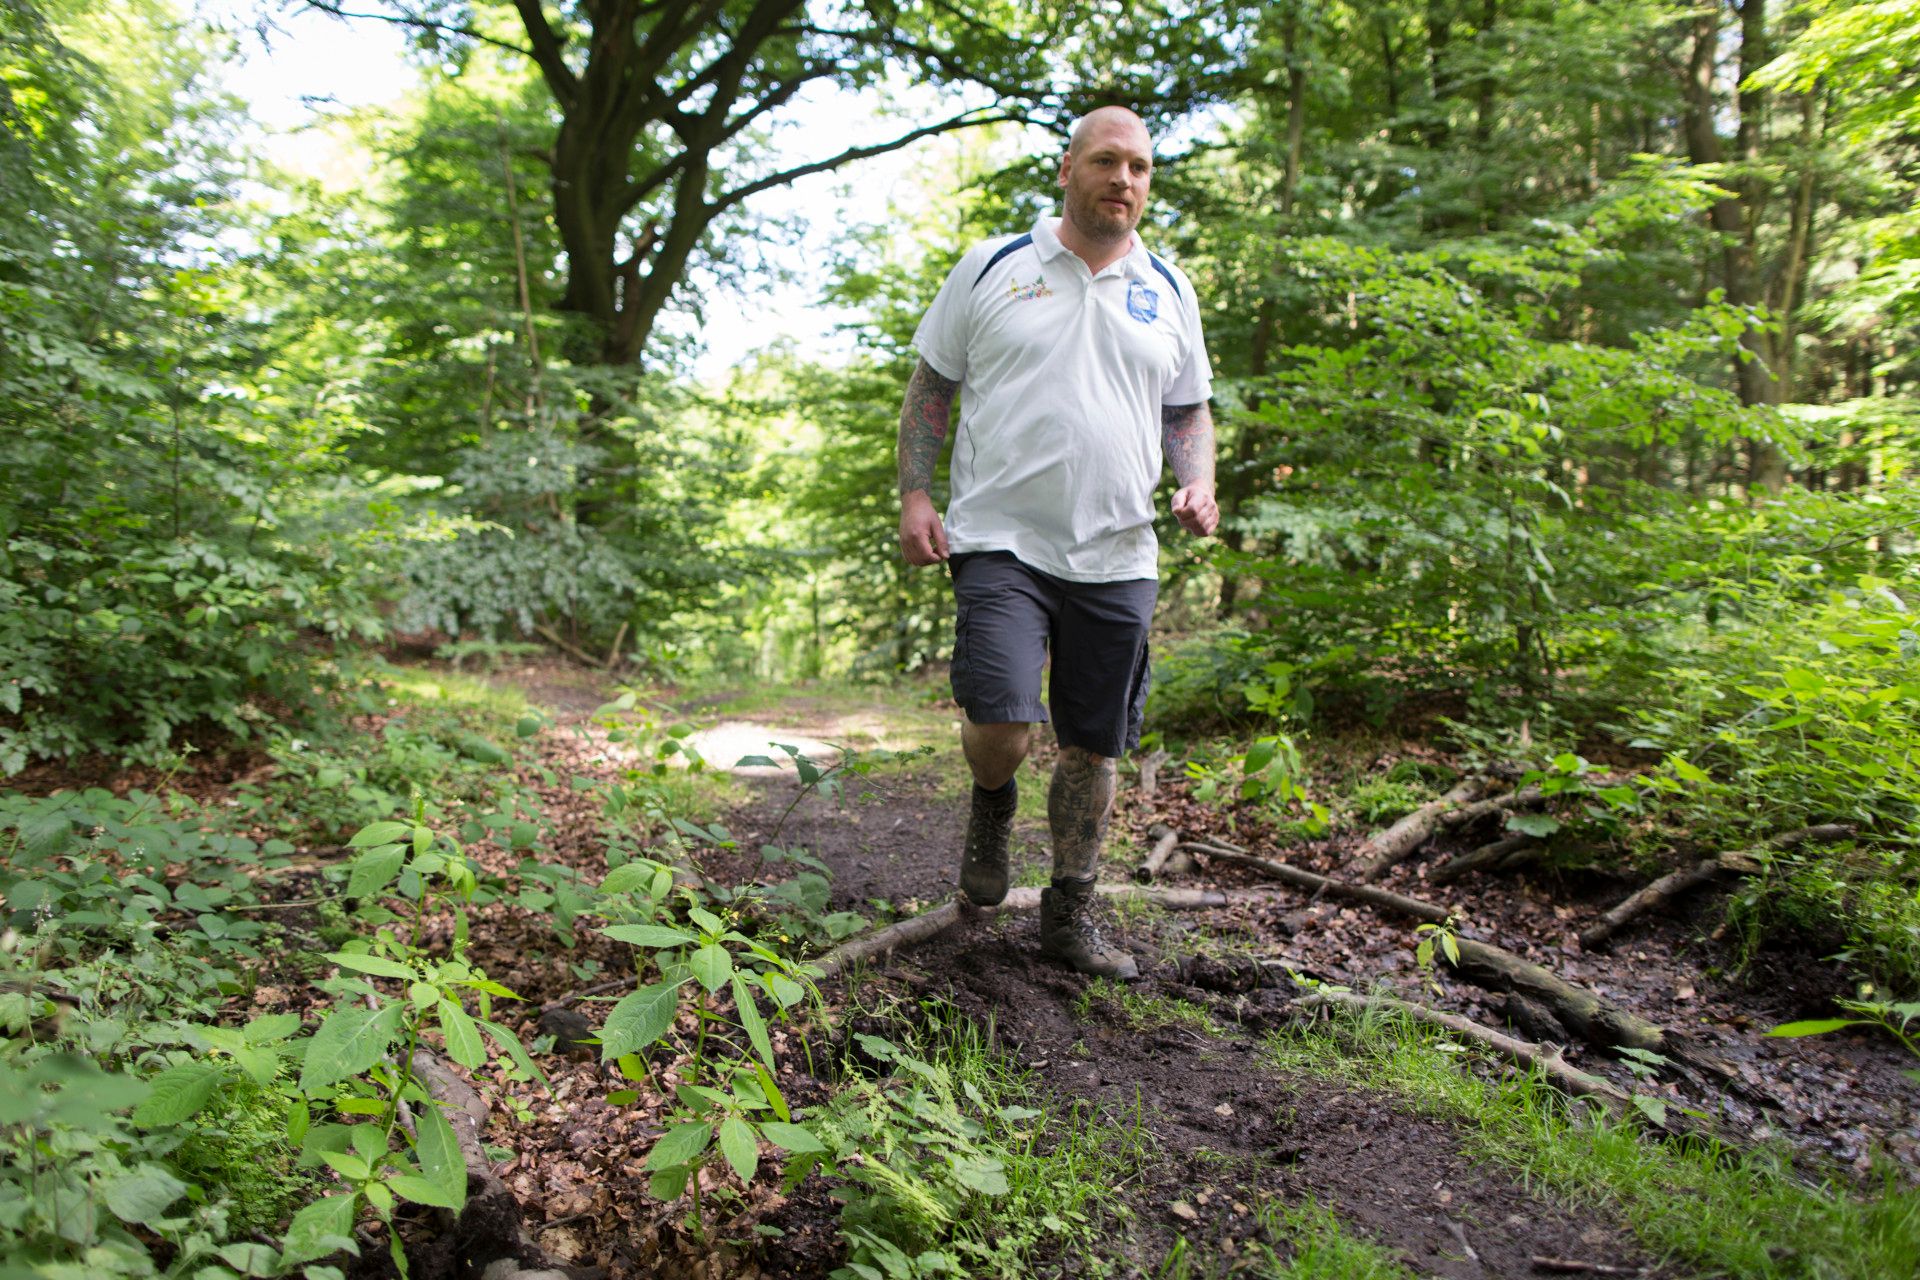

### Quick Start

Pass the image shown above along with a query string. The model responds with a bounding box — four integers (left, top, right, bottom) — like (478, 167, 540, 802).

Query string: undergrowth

(1266, 1000, 1920, 1279)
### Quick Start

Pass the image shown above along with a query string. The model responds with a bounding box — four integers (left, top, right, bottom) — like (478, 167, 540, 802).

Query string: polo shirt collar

(1032, 215, 1149, 279)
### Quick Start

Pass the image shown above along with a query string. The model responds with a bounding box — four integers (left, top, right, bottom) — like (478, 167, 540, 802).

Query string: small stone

(1171, 1201, 1199, 1221)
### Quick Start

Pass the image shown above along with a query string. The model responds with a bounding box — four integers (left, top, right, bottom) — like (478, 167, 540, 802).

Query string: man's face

(1058, 115, 1153, 246)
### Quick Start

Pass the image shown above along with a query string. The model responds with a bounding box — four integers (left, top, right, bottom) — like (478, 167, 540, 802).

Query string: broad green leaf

(480, 1018, 548, 1089)
(1507, 812, 1561, 838)
(244, 1013, 302, 1044)
(413, 1103, 467, 1210)
(599, 981, 683, 1058)
(759, 1121, 824, 1153)
(649, 1166, 689, 1200)
(438, 998, 485, 1070)
(597, 863, 656, 896)
(603, 924, 697, 949)
(388, 1173, 462, 1209)
(347, 845, 406, 899)
(732, 974, 776, 1076)
(326, 951, 416, 981)
(718, 1115, 759, 1183)
(1764, 1019, 1867, 1037)
(300, 1003, 404, 1092)
(102, 1163, 188, 1224)
(754, 1062, 790, 1123)
(132, 1062, 224, 1127)
(949, 1155, 1009, 1195)
(690, 943, 733, 992)
(647, 1120, 711, 1170)
(349, 821, 411, 849)
(281, 1193, 359, 1265)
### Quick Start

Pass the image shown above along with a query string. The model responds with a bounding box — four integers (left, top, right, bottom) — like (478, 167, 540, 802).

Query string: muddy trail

(423, 667, 1911, 1280)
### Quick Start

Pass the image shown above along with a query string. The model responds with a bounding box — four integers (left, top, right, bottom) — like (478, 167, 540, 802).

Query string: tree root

(1429, 834, 1540, 885)
(1296, 989, 1634, 1115)
(1578, 823, 1854, 950)
(1345, 778, 1490, 882)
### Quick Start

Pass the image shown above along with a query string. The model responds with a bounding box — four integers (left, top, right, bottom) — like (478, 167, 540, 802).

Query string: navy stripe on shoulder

(971, 234, 1034, 289)
(1147, 252, 1182, 301)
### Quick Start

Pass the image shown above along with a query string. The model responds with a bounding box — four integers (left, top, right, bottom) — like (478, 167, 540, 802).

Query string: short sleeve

(1161, 266, 1213, 406)
(912, 247, 983, 382)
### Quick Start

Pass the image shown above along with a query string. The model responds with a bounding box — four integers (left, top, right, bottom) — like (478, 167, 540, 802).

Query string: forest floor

(398, 659, 1918, 1280)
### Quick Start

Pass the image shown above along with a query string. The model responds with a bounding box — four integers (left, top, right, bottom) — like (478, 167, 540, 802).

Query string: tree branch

(300, 0, 535, 61)
(711, 108, 1027, 214)
(509, 0, 579, 109)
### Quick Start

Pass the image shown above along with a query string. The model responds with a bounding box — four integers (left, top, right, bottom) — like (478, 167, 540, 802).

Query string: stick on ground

(1346, 778, 1489, 882)
(1134, 823, 1181, 883)
(1429, 834, 1540, 886)
(1579, 823, 1854, 950)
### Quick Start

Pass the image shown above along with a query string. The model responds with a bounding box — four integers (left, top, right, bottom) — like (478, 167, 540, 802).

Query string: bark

(1136, 749, 1170, 800)
(1579, 824, 1855, 950)
(1345, 778, 1490, 882)
(1429, 834, 1539, 885)
(1134, 823, 1182, 883)
(1298, 989, 1633, 1115)
(1434, 785, 1546, 831)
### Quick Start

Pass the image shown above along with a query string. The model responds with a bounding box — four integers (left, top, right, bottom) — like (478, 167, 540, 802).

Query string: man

(895, 105, 1218, 980)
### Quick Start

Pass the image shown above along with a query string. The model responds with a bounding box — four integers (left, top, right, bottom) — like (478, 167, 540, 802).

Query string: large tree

(305, 0, 1231, 368)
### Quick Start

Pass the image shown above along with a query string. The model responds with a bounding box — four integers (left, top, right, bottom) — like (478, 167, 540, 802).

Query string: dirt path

(477, 669, 1912, 1279)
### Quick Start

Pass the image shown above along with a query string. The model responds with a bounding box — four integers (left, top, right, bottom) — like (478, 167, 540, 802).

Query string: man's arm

(1163, 401, 1219, 537)
(898, 357, 961, 565)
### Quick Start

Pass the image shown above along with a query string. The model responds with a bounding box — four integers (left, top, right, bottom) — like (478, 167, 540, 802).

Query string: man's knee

(962, 718, 1032, 787)
(1055, 744, 1115, 775)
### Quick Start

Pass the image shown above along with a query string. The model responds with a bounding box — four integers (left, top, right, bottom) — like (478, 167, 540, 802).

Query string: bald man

(896, 106, 1217, 980)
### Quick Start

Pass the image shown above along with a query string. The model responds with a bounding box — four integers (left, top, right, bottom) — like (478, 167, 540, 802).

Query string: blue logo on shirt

(1127, 280, 1159, 324)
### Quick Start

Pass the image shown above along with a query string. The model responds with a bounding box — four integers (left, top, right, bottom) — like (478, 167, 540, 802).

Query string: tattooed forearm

(898, 358, 961, 496)
(1049, 746, 1117, 879)
(1161, 401, 1216, 490)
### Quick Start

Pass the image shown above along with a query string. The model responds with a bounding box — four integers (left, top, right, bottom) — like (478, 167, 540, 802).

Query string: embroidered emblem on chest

(1127, 279, 1160, 324)
(1006, 275, 1053, 302)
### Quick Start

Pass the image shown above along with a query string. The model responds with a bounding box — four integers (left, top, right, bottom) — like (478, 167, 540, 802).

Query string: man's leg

(1047, 745, 1115, 880)
(957, 719, 1029, 906)
(948, 554, 1054, 907)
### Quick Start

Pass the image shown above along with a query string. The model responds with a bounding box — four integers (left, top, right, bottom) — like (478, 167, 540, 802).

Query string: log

(1136, 748, 1170, 800)
(1448, 938, 1670, 1054)
(1429, 834, 1539, 886)
(1185, 842, 1452, 924)
(1578, 824, 1854, 950)
(1134, 823, 1182, 882)
(1346, 778, 1490, 882)
(1298, 990, 1633, 1115)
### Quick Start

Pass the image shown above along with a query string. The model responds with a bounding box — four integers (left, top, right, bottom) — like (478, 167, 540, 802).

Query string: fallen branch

(1346, 778, 1489, 882)
(532, 622, 604, 668)
(1184, 840, 1682, 1056)
(1134, 823, 1181, 883)
(1579, 824, 1855, 950)
(1298, 989, 1634, 1114)
(1530, 1259, 1642, 1277)
(812, 883, 1242, 980)
(1185, 841, 1452, 924)
(1429, 834, 1539, 886)
(1434, 785, 1547, 832)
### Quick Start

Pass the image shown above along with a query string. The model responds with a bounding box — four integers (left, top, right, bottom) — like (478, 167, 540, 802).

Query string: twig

(1530, 1259, 1642, 1276)
(1184, 841, 1453, 924)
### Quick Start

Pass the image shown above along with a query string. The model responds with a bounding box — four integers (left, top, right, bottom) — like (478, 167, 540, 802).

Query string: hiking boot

(959, 779, 1017, 907)
(1039, 875, 1139, 980)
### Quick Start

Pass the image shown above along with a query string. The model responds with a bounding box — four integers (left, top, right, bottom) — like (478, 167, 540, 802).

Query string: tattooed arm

(1162, 400, 1219, 537)
(898, 357, 960, 565)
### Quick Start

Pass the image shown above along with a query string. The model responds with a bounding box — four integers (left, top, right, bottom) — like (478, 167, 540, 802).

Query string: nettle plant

(587, 856, 823, 1236)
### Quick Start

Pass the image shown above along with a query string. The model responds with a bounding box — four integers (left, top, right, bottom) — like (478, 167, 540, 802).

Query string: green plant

(588, 861, 820, 1238)
(1186, 733, 1329, 836)
(1768, 999, 1920, 1080)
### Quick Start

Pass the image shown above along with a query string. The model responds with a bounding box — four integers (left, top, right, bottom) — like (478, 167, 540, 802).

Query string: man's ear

(1057, 152, 1071, 190)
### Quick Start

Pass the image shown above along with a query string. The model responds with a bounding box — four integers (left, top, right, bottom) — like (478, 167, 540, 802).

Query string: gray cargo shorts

(948, 551, 1157, 759)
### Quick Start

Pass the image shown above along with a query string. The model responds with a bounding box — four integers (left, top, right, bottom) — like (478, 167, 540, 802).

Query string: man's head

(1058, 106, 1153, 248)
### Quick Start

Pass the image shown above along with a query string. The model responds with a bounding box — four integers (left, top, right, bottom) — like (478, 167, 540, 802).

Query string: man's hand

(1171, 483, 1218, 537)
(899, 489, 950, 565)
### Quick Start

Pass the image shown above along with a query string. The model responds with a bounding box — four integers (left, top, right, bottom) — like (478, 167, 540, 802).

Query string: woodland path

(465, 662, 1914, 1279)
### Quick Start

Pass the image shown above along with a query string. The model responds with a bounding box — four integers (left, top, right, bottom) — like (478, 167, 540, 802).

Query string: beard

(1066, 185, 1137, 245)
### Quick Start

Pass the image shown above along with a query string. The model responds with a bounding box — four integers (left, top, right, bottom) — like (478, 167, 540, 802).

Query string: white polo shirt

(912, 215, 1212, 583)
